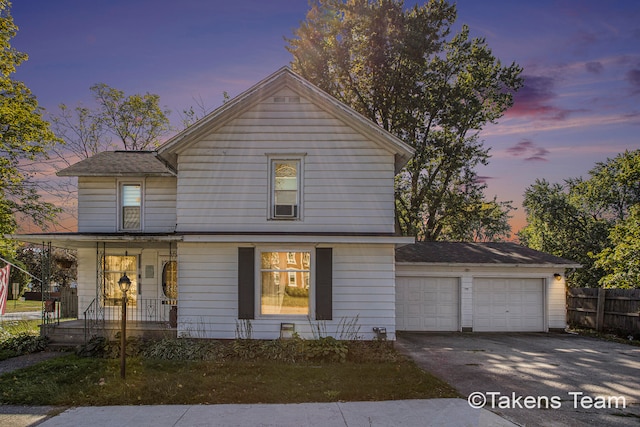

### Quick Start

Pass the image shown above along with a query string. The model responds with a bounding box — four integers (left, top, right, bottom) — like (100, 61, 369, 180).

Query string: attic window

(274, 97, 286, 103)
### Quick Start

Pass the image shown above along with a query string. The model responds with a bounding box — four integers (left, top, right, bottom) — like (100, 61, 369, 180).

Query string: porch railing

(84, 298, 176, 342)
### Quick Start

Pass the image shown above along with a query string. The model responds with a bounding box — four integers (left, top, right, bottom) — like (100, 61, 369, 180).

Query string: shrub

(303, 336, 348, 363)
(0, 333, 48, 356)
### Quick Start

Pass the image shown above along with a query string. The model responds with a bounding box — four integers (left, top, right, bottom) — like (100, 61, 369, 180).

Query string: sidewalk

(1, 311, 43, 321)
(35, 399, 517, 427)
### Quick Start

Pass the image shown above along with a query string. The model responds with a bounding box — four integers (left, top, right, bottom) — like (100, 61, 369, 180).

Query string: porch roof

(6, 232, 183, 249)
(7, 232, 414, 248)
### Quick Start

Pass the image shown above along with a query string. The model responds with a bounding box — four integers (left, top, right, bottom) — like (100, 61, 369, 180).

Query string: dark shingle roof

(396, 242, 580, 266)
(57, 151, 175, 177)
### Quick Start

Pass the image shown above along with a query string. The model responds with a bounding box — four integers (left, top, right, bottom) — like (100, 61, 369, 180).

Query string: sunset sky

(10, 0, 640, 236)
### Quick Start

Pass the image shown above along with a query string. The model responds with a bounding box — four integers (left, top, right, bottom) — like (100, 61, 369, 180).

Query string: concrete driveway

(397, 332, 640, 427)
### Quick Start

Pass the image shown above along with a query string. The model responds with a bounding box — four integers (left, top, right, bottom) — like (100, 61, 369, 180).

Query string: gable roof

(157, 67, 414, 173)
(57, 151, 176, 177)
(396, 242, 581, 267)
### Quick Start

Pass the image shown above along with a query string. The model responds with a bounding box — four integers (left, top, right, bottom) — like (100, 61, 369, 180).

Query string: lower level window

(103, 255, 137, 306)
(260, 251, 309, 315)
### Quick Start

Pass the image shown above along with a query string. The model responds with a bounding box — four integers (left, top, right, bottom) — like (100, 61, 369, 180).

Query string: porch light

(553, 273, 562, 281)
(118, 273, 131, 379)
(118, 273, 132, 292)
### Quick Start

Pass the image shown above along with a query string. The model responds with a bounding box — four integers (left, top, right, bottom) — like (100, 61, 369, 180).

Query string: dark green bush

(0, 333, 48, 356)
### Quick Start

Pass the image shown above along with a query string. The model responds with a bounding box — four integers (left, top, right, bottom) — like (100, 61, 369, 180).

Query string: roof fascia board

(395, 261, 582, 268)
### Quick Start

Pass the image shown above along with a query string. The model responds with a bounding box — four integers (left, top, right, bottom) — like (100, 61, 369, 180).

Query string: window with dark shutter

(238, 247, 255, 319)
(315, 248, 332, 320)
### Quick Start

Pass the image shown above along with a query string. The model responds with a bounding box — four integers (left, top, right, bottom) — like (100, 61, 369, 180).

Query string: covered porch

(10, 233, 183, 346)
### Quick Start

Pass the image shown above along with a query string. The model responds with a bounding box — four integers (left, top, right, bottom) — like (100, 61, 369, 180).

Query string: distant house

(11, 68, 578, 341)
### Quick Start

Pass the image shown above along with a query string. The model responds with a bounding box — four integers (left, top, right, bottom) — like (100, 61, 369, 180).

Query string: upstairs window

(121, 183, 141, 230)
(270, 158, 302, 220)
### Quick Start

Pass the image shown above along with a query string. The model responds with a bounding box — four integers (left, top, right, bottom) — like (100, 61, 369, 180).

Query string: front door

(159, 257, 178, 326)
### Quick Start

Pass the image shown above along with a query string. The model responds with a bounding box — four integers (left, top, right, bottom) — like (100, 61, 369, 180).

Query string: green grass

(0, 319, 40, 336)
(3, 300, 43, 313)
(0, 345, 459, 406)
(0, 320, 43, 361)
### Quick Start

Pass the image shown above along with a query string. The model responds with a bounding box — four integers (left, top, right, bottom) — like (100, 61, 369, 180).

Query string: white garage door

(396, 277, 459, 331)
(473, 278, 544, 332)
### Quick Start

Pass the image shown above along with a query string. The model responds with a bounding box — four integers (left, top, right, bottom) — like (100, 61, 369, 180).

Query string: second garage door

(473, 278, 544, 332)
(396, 277, 459, 331)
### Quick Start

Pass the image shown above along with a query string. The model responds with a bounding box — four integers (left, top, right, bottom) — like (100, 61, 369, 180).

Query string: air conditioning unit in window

(274, 204, 297, 218)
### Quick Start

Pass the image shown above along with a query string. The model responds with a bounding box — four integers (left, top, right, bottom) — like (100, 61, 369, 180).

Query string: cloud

(474, 176, 494, 184)
(506, 75, 574, 121)
(585, 61, 604, 74)
(626, 69, 640, 94)
(506, 140, 550, 162)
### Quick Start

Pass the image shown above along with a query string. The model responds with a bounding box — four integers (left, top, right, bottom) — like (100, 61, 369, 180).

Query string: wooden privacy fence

(567, 288, 640, 335)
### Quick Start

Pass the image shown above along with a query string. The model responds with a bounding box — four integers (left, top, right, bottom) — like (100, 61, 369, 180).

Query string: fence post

(596, 288, 606, 332)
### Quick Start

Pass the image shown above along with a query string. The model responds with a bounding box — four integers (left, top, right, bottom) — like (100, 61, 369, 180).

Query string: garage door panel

(473, 278, 544, 332)
(396, 277, 459, 331)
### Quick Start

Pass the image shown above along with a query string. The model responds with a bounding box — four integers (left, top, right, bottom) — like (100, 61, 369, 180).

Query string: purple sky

(10, 0, 640, 235)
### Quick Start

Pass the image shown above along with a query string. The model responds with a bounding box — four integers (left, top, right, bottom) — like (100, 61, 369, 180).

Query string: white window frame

(118, 180, 144, 231)
(102, 254, 138, 307)
(255, 247, 314, 318)
(267, 154, 305, 220)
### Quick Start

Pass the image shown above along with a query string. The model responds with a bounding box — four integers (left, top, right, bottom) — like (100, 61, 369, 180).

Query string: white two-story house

(19, 67, 415, 340)
(11, 68, 578, 341)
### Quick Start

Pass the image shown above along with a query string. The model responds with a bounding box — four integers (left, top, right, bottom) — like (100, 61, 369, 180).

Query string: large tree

(0, 0, 60, 244)
(286, 0, 522, 240)
(519, 150, 640, 288)
(52, 84, 172, 166)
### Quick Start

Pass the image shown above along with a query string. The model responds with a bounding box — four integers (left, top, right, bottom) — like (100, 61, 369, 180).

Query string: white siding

(77, 176, 176, 233)
(177, 242, 397, 340)
(144, 177, 177, 232)
(176, 88, 396, 234)
(548, 274, 567, 329)
(76, 248, 98, 315)
(78, 178, 116, 232)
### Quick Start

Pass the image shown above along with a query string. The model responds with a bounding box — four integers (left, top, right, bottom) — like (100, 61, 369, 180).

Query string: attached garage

(472, 277, 544, 332)
(396, 276, 459, 331)
(395, 242, 580, 333)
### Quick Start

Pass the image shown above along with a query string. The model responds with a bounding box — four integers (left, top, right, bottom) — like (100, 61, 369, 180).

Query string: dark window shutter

(315, 248, 332, 320)
(238, 247, 255, 319)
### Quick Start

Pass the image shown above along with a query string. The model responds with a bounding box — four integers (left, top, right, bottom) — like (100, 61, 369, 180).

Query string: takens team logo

(468, 391, 626, 410)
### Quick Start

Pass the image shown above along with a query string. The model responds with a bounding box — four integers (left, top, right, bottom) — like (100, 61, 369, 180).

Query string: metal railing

(84, 298, 177, 342)
(84, 298, 101, 343)
(102, 298, 176, 323)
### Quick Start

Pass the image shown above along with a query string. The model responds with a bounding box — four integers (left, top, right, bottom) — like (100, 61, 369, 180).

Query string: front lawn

(3, 300, 43, 313)
(0, 339, 459, 406)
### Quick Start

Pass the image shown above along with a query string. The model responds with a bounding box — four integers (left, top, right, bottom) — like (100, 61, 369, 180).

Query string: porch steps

(42, 320, 177, 348)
